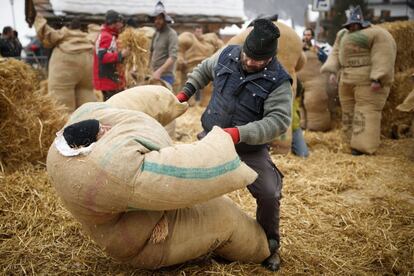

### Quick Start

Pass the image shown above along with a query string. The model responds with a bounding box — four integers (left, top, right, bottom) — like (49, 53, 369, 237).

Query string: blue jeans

(292, 128, 309, 158)
(161, 75, 175, 86)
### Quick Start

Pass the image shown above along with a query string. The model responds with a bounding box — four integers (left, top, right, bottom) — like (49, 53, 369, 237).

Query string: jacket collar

(102, 24, 119, 36)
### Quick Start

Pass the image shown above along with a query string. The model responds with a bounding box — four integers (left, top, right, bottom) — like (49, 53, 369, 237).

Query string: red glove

(176, 91, 189, 102)
(223, 128, 240, 144)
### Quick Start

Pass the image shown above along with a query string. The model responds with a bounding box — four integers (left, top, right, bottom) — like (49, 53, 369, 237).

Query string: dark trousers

(238, 146, 283, 248)
(102, 89, 122, 101)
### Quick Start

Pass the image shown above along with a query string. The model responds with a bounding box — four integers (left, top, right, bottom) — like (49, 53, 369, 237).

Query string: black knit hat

(63, 119, 100, 148)
(243, 18, 280, 60)
(105, 10, 124, 25)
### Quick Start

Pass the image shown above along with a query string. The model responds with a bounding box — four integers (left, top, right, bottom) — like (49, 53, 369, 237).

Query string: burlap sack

(106, 85, 186, 126)
(302, 79, 331, 131)
(227, 21, 305, 154)
(298, 49, 332, 131)
(47, 89, 267, 268)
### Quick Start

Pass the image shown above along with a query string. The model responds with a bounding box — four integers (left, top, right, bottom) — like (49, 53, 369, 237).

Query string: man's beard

(242, 61, 263, 73)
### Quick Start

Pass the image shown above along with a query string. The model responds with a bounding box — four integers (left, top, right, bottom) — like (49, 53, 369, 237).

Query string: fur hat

(342, 5, 371, 28)
(63, 119, 100, 148)
(105, 10, 124, 25)
(150, 1, 173, 23)
(243, 18, 280, 60)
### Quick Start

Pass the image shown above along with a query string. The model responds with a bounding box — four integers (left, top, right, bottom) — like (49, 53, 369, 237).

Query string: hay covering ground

(1, 106, 413, 275)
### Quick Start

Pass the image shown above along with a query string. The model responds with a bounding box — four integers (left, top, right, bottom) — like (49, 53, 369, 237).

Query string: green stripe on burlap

(142, 157, 241, 179)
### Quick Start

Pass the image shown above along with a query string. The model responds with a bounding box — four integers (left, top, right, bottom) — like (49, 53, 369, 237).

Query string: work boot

(262, 238, 281, 271)
(262, 251, 281, 271)
(351, 148, 364, 156)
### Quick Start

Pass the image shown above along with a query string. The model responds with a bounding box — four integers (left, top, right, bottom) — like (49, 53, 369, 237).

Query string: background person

(149, 1, 178, 86)
(93, 10, 129, 101)
(0, 26, 20, 58)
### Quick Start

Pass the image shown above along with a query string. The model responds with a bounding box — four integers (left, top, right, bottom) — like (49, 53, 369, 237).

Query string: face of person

(241, 51, 272, 73)
(96, 124, 112, 140)
(194, 27, 203, 39)
(154, 14, 166, 31)
(347, 23, 362, 32)
(114, 21, 124, 32)
(303, 30, 313, 43)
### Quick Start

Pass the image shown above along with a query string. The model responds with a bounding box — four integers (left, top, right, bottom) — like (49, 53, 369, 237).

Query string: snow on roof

(49, 0, 245, 18)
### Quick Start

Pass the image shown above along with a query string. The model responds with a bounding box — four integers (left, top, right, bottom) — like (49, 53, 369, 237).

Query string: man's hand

(371, 81, 381, 92)
(121, 48, 130, 58)
(176, 91, 189, 102)
(223, 128, 240, 144)
(152, 68, 163, 80)
(329, 73, 337, 86)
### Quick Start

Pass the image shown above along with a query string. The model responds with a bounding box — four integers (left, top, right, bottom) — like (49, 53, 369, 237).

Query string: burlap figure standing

(321, 11, 396, 154)
(47, 86, 271, 269)
(34, 15, 97, 112)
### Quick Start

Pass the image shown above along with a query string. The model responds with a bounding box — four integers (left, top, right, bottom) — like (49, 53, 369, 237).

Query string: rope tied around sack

(149, 214, 169, 243)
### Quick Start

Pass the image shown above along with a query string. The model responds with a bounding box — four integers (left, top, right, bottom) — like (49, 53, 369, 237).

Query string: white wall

(50, 0, 245, 18)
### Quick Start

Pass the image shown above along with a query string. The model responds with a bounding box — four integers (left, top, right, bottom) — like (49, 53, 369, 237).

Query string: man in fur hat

(176, 18, 293, 271)
(321, 5, 396, 155)
(149, 1, 178, 86)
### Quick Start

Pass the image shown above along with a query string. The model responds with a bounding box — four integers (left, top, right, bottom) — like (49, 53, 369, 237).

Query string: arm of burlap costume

(237, 81, 292, 144)
(34, 15, 65, 48)
(369, 27, 397, 86)
(320, 29, 344, 74)
(129, 127, 258, 211)
(295, 51, 307, 72)
(177, 32, 193, 71)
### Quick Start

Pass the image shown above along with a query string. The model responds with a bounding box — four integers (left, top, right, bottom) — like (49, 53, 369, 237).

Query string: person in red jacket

(93, 10, 130, 101)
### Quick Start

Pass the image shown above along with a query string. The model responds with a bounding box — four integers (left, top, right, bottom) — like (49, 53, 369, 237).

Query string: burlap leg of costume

(128, 197, 269, 269)
(351, 85, 390, 154)
(75, 51, 97, 107)
(48, 48, 78, 112)
(338, 82, 355, 144)
(303, 78, 331, 131)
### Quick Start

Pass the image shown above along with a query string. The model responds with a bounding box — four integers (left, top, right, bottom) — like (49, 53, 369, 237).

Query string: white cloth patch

(54, 131, 95, 157)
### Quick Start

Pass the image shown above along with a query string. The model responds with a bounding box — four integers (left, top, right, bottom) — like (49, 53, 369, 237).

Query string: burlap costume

(47, 85, 271, 269)
(34, 15, 97, 112)
(321, 25, 396, 154)
(227, 21, 306, 154)
(298, 47, 332, 131)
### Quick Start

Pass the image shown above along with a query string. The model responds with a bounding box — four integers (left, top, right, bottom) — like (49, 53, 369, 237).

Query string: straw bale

(379, 21, 414, 73)
(382, 68, 414, 137)
(118, 27, 151, 87)
(1, 106, 413, 274)
(0, 59, 67, 172)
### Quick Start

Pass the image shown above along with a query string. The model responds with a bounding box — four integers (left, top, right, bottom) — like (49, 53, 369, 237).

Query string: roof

(28, 0, 245, 27)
